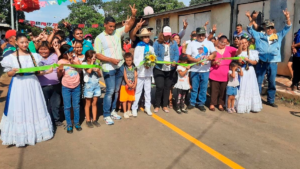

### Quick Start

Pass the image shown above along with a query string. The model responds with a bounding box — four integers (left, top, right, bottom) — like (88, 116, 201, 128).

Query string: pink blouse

(209, 46, 237, 82)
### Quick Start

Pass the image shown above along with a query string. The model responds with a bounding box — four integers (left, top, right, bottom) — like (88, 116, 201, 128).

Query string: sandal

(209, 105, 215, 111)
(154, 107, 159, 113)
(163, 107, 169, 113)
(218, 105, 224, 111)
(286, 86, 296, 91)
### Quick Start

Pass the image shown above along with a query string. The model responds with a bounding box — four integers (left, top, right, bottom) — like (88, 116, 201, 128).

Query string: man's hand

(135, 18, 145, 30)
(93, 68, 99, 72)
(245, 11, 251, 18)
(292, 48, 297, 55)
(204, 21, 209, 27)
(110, 58, 120, 65)
(283, 8, 290, 19)
(129, 4, 137, 17)
(183, 19, 188, 29)
(122, 16, 131, 26)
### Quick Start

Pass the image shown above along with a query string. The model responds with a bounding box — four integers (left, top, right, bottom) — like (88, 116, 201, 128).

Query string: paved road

(0, 77, 299, 169)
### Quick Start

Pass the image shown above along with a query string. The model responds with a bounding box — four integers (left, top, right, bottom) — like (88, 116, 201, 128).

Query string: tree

(59, 2, 105, 38)
(0, 0, 25, 26)
(190, 0, 214, 6)
(102, 0, 185, 22)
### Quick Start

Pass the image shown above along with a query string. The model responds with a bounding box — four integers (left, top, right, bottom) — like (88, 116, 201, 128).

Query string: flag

(18, 19, 24, 23)
(41, 22, 47, 26)
(47, 22, 53, 26)
(92, 24, 99, 28)
(30, 21, 36, 26)
(53, 23, 58, 27)
(78, 24, 85, 28)
(39, 1, 48, 7)
(36, 21, 41, 26)
(48, 1, 57, 5)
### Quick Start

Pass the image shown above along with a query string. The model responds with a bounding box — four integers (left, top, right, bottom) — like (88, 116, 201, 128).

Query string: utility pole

(10, 0, 15, 29)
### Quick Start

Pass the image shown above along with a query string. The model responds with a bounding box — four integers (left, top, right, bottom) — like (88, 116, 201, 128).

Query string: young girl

(173, 54, 191, 114)
(0, 34, 53, 147)
(82, 50, 102, 128)
(57, 44, 82, 133)
(37, 41, 62, 126)
(132, 28, 154, 117)
(227, 62, 243, 113)
(120, 52, 137, 118)
(73, 41, 85, 62)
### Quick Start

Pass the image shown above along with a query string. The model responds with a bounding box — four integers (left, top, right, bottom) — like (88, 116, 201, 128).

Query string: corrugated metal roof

(0, 23, 11, 28)
(142, 0, 231, 18)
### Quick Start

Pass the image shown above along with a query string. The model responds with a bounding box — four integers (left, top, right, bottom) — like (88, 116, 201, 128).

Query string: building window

(156, 18, 161, 36)
(163, 18, 169, 27)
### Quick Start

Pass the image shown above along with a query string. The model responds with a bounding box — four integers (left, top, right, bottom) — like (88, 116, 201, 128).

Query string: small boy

(120, 52, 137, 118)
(227, 61, 243, 113)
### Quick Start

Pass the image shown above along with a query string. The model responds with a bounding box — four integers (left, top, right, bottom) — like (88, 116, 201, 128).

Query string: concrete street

(0, 76, 299, 169)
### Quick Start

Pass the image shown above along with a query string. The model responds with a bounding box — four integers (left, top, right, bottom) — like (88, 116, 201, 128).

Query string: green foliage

(0, 1, 25, 26)
(189, 0, 214, 6)
(59, 2, 105, 38)
(102, 0, 185, 22)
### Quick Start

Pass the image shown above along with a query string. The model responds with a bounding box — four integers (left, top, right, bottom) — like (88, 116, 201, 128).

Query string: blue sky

(25, 0, 190, 23)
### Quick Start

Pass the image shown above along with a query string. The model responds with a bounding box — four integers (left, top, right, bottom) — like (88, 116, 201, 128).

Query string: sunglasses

(267, 26, 274, 30)
(197, 34, 206, 37)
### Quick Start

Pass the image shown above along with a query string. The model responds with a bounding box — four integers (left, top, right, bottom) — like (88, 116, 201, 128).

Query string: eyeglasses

(267, 27, 274, 30)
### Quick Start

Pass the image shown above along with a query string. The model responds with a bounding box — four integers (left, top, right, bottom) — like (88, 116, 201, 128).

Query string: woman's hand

(93, 68, 99, 72)
(171, 61, 176, 67)
(244, 57, 249, 62)
(46, 67, 53, 74)
(58, 64, 64, 71)
(238, 57, 243, 64)
(186, 65, 190, 70)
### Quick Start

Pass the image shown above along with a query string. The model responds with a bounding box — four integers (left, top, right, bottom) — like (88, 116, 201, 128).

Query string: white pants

(132, 77, 152, 110)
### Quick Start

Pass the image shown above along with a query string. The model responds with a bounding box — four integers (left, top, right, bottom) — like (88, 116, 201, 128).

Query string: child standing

(73, 41, 85, 62)
(0, 34, 53, 147)
(120, 53, 137, 118)
(174, 54, 191, 114)
(132, 28, 154, 117)
(57, 44, 82, 133)
(82, 50, 102, 128)
(227, 62, 243, 113)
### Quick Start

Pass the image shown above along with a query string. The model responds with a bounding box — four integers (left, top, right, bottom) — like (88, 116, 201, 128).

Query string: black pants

(174, 89, 188, 110)
(292, 57, 300, 86)
(154, 68, 175, 108)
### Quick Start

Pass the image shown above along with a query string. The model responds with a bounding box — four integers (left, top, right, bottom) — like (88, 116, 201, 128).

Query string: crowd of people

(0, 4, 296, 147)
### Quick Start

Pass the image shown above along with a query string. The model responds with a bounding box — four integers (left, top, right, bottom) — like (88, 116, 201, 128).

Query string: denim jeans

(190, 71, 209, 106)
(256, 61, 277, 103)
(42, 84, 61, 124)
(102, 65, 124, 117)
(62, 85, 81, 127)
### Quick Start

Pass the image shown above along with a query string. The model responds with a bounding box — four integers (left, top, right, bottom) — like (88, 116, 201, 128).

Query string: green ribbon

(17, 64, 107, 73)
(138, 59, 208, 68)
(219, 56, 245, 60)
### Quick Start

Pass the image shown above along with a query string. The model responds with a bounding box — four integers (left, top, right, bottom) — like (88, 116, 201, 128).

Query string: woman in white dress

(0, 34, 53, 147)
(235, 37, 262, 113)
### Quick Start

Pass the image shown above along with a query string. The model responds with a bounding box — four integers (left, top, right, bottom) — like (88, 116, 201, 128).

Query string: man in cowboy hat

(247, 9, 292, 107)
(131, 28, 154, 117)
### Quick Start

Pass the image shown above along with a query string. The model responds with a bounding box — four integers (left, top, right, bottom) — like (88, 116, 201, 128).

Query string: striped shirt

(95, 26, 125, 71)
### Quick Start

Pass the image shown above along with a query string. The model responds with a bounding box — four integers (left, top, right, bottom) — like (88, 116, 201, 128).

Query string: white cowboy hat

(136, 28, 153, 37)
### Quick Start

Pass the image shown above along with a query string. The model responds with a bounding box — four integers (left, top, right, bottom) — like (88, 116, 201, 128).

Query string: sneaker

(227, 108, 233, 114)
(267, 102, 278, 108)
(124, 111, 130, 118)
(92, 121, 101, 127)
(111, 109, 122, 120)
(132, 109, 138, 117)
(145, 108, 152, 116)
(181, 108, 188, 113)
(55, 121, 63, 126)
(196, 105, 206, 112)
(187, 105, 195, 109)
(75, 124, 82, 131)
(104, 116, 114, 125)
(86, 121, 94, 128)
(128, 110, 133, 117)
(231, 108, 236, 113)
(66, 126, 73, 134)
(175, 109, 182, 114)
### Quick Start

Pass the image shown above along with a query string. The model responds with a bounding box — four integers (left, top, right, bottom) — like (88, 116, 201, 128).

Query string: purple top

(38, 53, 60, 86)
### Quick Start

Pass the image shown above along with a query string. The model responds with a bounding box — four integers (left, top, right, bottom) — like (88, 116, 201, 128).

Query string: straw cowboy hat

(136, 28, 152, 37)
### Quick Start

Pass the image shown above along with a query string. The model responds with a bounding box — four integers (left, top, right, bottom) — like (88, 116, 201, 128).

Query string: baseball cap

(84, 34, 92, 39)
(154, 36, 158, 40)
(196, 27, 206, 35)
(163, 26, 172, 36)
(261, 19, 271, 25)
(5, 30, 17, 39)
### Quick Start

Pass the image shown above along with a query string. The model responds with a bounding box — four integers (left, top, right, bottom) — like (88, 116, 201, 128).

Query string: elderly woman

(209, 35, 242, 111)
(153, 26, 179, 113)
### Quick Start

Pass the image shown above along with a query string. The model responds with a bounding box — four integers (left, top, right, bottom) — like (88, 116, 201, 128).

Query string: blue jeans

(62, 85, 81, 127)
(190, 71, 209, 106)
(102, 65, 124, 117)
(256, 61, 277, 103)
(42, 84, 61, 124)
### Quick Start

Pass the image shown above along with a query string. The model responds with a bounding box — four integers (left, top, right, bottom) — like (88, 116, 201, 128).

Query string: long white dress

(0, 53, 53, 147)
(235, 50, 262, 113)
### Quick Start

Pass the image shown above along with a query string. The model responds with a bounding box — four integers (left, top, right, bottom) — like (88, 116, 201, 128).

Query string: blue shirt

(294, 29, 300, 57)
(153, 40, 179, 70)
(233, 30, 252, 39)
(247, 24, 292, 62)
(68, 39, 94, 55)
